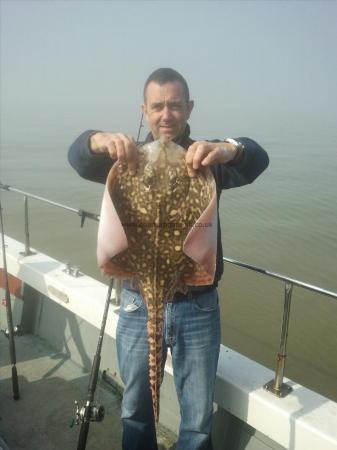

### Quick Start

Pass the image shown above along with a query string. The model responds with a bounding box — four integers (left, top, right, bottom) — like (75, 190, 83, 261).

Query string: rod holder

(112, 278, 121, 306)
(264, 282, 293, 397)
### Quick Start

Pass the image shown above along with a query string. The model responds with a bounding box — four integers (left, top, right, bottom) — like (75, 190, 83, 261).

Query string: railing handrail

(222, 256, 337, 300)
(0, 182, 100, 223)
(1, 182, 336, 300)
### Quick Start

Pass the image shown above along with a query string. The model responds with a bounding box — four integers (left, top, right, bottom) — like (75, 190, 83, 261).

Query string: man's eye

(151, 104, 163, 112)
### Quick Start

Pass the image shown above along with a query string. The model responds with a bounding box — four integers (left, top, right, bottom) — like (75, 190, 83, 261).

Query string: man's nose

(162, 105, 173, 121)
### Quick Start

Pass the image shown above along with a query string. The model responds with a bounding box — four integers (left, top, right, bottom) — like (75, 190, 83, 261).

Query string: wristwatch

(224, 138, 245, 165)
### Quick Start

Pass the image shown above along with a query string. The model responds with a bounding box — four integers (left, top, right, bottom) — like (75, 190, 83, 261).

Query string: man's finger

(114, 138, 126, 162)
(192, 143, 209, 170)
(185, 142, 198, 176)
(124, 139, 138, 176)
(105, 141, 117, 160)
(201, 149, 219, 166)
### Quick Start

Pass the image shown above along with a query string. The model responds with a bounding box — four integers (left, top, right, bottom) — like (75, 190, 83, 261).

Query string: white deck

(2, 235, 337, 450)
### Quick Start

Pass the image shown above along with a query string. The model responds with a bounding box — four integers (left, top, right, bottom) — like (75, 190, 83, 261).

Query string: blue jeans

(116, 288, 221, 450)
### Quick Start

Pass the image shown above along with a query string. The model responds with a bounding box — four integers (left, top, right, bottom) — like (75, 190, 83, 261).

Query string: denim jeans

(116, 287, 221, 450)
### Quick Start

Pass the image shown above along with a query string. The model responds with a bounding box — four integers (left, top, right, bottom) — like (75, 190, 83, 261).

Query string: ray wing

(97, 138, 217, 421)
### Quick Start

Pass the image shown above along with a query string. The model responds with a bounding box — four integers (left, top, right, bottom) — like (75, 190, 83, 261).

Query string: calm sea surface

(1, 130, 336, 401)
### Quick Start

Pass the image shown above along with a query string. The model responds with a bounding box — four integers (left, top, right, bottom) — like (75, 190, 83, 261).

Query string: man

(68, 68, 269, 450)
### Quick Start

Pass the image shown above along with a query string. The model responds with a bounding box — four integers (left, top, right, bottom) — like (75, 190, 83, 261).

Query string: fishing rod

(0, 199, 20, 400)
(136, 112, 144, 144)
(73, 278, 114, 450)
(73, 113, 144, 448)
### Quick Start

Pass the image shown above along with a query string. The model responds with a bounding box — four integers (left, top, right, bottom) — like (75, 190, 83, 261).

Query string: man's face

(142, 81, 194, 141)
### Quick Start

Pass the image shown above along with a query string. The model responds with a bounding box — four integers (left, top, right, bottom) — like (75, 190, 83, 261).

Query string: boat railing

(222, 256, 337, 398)
(0, 182, 100, 256)
(1, 182, 337, 399)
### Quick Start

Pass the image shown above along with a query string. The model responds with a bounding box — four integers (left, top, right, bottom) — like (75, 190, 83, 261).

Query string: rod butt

(12, 366, 20, 400)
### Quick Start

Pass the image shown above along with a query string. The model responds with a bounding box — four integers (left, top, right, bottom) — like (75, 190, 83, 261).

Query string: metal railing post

(20, 196, 35, 256)
(264, 281, 293, 397)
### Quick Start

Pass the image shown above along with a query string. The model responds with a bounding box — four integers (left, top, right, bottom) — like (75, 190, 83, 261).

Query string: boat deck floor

(0, 333, 176, 450)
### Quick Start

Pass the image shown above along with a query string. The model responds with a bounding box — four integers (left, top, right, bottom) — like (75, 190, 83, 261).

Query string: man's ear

(187, 100, 194, 117)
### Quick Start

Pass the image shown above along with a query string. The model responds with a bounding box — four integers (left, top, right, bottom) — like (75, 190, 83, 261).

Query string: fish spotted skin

(101, 138, 215, 421)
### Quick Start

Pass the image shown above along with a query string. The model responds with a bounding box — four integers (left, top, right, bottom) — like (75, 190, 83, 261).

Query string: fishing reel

(2, 324, 21, 338)
(73, 400, 105, 425)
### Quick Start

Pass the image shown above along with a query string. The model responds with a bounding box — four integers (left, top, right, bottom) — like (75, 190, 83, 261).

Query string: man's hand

(90, 132, 138, 175)
(185, 141, 240, 177)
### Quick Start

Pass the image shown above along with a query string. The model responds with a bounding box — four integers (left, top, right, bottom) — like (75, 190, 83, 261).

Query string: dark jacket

(68, 126, 269, 288)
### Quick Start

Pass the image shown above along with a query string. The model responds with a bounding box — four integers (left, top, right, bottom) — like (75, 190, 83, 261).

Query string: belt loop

(187, 289, 194, 301)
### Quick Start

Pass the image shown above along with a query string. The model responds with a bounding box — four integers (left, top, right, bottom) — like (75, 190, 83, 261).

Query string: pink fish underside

(97, 138, 217, 422)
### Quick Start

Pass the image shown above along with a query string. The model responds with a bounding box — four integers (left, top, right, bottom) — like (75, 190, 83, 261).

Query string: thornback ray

(97, 136, 217, 422)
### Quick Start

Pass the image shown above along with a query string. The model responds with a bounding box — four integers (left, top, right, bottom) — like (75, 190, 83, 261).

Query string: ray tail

(146, 301, 164, 422)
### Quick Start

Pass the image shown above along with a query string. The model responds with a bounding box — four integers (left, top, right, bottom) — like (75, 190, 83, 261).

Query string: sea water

(1, 129, 336, 402)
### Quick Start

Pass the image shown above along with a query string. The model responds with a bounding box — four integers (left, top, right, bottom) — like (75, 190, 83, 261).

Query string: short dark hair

(143, 68, 190, 102)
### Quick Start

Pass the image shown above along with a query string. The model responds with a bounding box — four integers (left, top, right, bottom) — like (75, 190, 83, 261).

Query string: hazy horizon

(1, 0, 337, 148)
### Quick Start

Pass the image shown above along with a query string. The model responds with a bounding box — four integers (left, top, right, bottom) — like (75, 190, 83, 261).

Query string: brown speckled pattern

(102, 139, 215, 421)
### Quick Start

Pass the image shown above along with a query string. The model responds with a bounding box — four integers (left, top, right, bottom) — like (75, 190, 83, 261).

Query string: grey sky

(1, 0, 337, 142)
